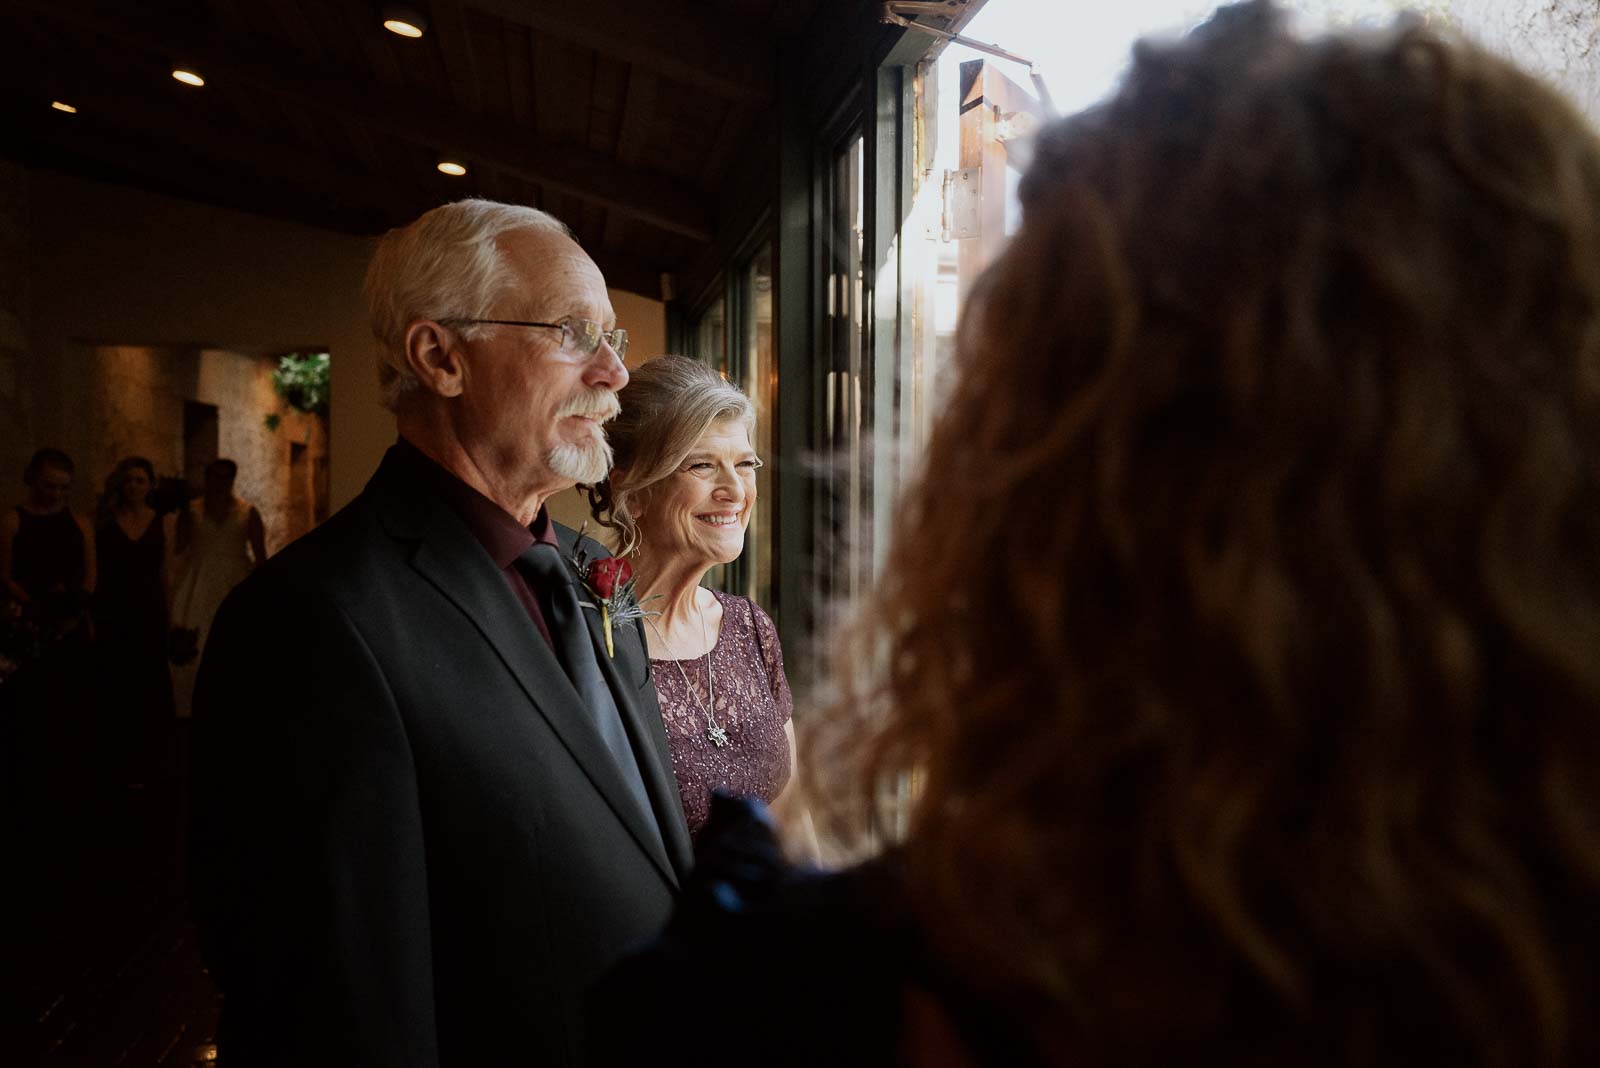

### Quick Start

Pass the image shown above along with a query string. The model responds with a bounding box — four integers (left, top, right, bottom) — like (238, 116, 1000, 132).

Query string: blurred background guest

(1, 446, 95, 644)
(1, 447, 99, 911)
(588, 356, 803, 841)
(596, 3, 1600, 1065)
(170, 458, 265, 718)
(94, 456, 176, 785)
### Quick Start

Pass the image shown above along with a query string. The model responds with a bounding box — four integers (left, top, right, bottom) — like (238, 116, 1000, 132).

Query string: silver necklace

(648, 595, 729, 748)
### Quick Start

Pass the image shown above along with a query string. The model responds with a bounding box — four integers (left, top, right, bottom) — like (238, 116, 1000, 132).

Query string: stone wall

(1285, 2, 1597, 123)
(80, 345, 327, 556)
(1452, 0, 1600, 124)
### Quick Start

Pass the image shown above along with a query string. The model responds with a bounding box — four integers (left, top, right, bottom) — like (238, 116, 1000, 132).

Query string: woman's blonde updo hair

(586, 356, 755, 555)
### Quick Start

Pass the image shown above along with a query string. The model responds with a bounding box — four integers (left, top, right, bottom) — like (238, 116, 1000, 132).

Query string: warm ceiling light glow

(382, 5, 428, 37)
(50, 101, 78, 113)
(437, 160, 468, 176)
(172, 68, 205, 87)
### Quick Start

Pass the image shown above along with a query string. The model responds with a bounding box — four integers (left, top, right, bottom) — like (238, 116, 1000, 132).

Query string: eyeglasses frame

(441, 317, 628, 359)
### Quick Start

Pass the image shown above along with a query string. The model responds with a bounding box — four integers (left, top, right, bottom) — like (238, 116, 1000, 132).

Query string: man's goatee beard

(548, 438, 613, 486)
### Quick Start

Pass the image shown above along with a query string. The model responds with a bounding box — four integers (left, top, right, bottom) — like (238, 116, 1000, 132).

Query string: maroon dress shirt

(395, 438, 560, 648)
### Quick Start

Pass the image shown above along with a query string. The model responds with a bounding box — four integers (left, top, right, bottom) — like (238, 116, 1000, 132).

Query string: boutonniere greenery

(569, 532, 653, 657)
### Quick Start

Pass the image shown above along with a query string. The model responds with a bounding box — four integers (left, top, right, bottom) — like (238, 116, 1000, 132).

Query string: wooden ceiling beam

(502, 21, 535, 127)
(342, 2, 406, 88)
(464, 0, 776, 106)
(615, 68, 660, 171)
(429, 0, 485, 114)
(264, 0, 327, 63)
(14, 0, 715, 242)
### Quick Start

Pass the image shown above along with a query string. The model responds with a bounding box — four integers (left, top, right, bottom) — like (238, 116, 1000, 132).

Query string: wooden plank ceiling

(0, 0, 827, 297)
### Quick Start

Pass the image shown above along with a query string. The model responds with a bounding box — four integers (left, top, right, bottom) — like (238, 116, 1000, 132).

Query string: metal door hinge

(941, 166, 980, 241)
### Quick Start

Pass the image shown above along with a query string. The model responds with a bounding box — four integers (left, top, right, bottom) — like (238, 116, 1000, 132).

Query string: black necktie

(518, 542, 659, 844)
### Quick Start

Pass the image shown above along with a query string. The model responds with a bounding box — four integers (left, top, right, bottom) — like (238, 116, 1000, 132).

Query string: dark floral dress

(649, 590, 793, 836)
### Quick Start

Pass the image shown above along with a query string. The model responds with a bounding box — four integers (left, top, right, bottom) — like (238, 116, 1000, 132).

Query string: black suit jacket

(190, 445, 694, 1067)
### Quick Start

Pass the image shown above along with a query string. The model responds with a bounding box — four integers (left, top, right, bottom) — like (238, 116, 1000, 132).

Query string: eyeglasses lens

(564, 320, 628, 358)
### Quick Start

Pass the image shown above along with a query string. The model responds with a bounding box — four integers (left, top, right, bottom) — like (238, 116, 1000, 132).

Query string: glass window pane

(822, 133, 868, 606)
(696, 297, 727, 377)
(741, 244, 775, 608)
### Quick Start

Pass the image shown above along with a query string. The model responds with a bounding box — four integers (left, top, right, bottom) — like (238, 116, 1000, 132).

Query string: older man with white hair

(191, 200, 692, 1067)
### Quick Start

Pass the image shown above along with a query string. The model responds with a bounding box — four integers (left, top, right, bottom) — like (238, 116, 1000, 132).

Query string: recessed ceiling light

(437, 160, 468, 177)
(172, 68, 206, 87)
(382, 5, 428, 38)
(50, 101, 78, 114)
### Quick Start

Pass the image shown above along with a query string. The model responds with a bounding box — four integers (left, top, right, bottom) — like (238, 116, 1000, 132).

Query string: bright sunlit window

(947, 0, 1449, 120)
(907, 0, 1459, 440)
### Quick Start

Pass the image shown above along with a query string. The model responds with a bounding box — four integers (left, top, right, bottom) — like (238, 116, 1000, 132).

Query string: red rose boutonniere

(569, 531, 652, 657)
(587, 555, 631, 601)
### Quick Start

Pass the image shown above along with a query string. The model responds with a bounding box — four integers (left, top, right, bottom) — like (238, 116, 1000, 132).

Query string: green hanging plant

(272, 351, 330, 416)
(264, 352, 329, 431)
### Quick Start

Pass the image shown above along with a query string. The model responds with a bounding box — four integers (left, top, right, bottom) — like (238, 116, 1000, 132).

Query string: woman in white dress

(170, 458, 267, 716)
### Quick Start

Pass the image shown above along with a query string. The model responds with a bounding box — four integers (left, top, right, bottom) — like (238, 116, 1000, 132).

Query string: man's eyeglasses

(443, 317, 628, 359)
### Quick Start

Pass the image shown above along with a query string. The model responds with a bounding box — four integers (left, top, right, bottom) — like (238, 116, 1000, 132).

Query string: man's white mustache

(555, 390, 621, 422)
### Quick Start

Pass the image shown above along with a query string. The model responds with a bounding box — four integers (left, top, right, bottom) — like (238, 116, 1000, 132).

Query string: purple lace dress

(650, 590, 793, 836)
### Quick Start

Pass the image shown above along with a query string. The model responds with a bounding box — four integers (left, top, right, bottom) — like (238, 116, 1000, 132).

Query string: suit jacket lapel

(557, 526, 695, 881)
(372, 455, 681, 888)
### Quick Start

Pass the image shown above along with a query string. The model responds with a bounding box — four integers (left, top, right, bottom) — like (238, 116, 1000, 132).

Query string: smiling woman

(587, 356, 805, 841)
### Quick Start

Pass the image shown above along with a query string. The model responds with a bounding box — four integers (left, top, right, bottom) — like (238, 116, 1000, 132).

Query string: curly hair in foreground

(810, 2, 1600, 1063)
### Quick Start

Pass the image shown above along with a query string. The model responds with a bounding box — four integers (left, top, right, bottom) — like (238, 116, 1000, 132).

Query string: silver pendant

(707, 724, 730, 748)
